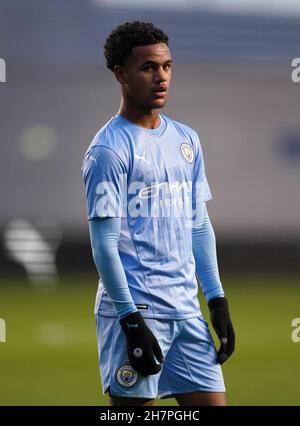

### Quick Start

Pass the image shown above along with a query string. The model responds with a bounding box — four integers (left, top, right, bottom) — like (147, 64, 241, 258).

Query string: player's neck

(117, 102, 161, 130)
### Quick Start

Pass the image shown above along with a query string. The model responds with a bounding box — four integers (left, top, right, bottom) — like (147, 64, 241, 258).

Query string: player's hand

(208, 297, 235, 365)
(119, 311, 165, 376)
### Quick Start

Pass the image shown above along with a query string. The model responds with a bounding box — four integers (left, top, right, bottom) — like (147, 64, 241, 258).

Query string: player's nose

(153, 67, 168, 84)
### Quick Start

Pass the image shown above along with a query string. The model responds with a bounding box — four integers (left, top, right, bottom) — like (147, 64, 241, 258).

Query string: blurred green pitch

(0, 274, 299, 406)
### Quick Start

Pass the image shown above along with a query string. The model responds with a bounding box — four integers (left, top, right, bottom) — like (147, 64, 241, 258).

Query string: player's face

(117, 43, 172, 111)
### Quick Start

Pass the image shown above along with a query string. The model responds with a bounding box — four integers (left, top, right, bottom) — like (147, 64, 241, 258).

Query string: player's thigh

(110, 396, 155, 406)
(175, 391, 226, 406)
(158, 316, 225, 400)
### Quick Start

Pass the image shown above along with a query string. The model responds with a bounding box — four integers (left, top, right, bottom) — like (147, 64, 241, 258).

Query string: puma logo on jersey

(134, 151, 148, 163)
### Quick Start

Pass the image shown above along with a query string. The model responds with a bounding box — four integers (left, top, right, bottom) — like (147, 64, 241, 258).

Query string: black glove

(208, 297, 235, 365)
(120, 311, 165, 376)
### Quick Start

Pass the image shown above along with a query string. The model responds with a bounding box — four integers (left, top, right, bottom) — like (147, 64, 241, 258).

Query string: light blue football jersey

(82, 114, 212, 319)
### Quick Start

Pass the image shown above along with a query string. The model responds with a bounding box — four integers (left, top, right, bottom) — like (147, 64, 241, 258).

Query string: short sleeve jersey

(82, 114, 212, 319)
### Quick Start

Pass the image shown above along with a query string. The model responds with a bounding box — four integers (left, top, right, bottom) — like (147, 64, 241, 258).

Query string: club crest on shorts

(180, 143, 194, 163)
(116, 364, 138, 387)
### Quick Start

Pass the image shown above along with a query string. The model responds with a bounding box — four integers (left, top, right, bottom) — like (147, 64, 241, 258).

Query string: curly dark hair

(104, 21, 169, 71)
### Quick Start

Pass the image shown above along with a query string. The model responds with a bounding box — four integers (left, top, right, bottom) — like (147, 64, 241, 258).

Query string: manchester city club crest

(116, 364, 138, 387)
(180, 143, 194, 163)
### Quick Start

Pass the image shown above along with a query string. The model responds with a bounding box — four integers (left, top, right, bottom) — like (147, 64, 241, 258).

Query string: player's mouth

(152, 86, 167, 98)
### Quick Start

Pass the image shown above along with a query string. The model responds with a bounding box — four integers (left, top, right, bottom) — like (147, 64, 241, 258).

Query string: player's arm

(82, 145, 137, 319)
(192, 203, 235, 364)
(89, 217, 137, 318)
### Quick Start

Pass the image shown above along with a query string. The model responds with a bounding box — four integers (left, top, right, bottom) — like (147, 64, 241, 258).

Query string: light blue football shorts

(95, 314, 225, 399)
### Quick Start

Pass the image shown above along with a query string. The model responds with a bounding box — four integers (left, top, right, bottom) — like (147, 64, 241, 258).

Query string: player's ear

(114, 65, 127, 85)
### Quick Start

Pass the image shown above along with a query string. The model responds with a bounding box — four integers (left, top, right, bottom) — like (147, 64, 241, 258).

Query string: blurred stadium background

(0, 0, 299, 405)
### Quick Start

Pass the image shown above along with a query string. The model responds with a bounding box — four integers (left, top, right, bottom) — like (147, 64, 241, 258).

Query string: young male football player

(82, 21, 235, 406)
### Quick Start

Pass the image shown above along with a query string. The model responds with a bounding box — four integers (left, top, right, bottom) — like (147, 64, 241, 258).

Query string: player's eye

(143, 65, 154, 71)
(164, 64, 171, 70)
